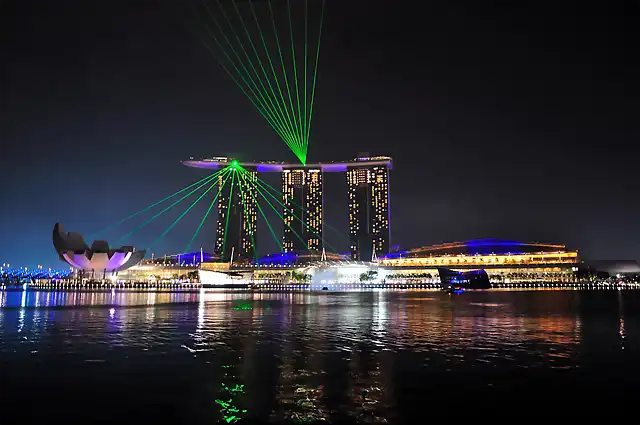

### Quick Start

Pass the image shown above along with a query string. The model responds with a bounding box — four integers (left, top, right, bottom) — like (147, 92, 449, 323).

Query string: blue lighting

(382, 250, 408, 259)
(1, 266, 73, 282)
(465, 238, 523, 246)
(255, 251, 298, 266)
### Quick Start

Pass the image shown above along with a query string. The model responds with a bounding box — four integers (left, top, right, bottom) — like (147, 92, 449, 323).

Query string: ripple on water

(0, 289, 638, 423)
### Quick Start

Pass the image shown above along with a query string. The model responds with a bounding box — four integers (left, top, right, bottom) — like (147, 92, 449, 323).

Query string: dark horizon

(1, 0, 638, 268)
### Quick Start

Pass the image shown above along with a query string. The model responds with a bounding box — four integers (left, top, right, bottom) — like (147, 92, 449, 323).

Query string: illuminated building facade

(347, 158, 391, 261)
(183, 156, 392, 260)
(215, 168, 258, 262)
(282, 168, 323, 252)
(380, 239, 580, 283)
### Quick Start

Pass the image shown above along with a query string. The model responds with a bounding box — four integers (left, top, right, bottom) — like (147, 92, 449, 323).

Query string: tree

(290, 270, 310, 283)
(360, 270, 378, 282)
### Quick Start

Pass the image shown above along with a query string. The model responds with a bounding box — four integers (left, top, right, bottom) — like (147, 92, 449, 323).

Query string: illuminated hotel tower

(281, 168, 323, 252)
(347, 159, 391, 261)
(215, 168, 258, 262)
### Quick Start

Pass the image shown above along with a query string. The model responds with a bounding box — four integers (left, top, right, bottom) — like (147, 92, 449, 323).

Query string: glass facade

(380, 251, 580, 283)
(347, 164, 390, 261)
(215, 168, 258, 262)
(281, 168, 323, 252)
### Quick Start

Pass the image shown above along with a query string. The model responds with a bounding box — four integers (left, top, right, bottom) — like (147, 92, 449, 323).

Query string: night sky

(1, 0, 638, 268)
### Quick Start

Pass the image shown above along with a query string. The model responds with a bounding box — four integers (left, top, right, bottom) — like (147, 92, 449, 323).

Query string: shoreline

(1, 281, 639, 293)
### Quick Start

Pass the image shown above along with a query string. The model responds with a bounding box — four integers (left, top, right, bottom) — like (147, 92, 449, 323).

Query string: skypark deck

(181, 156, 392, 172)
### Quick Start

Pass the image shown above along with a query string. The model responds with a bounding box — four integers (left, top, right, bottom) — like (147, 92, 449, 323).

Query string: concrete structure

(215, 167, 258, 262)
(53, 223, 145, 278)
(282, 168, 323, 252)
(52, 223, 145, 278)
(181, 156, 393, 173)
(347, 159, 391, 261)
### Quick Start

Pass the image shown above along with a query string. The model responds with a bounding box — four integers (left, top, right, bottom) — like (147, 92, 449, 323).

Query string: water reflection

(0, 289, 201, 308)
(0, 290, 638, 423)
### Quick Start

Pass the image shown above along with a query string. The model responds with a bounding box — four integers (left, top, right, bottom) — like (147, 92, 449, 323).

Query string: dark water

(1, 290, 638, 424)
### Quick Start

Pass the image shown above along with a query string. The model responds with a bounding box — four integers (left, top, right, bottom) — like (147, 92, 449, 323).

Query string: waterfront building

(52, 223, 145, 278)
(347, 157, 391, 261)
(111, 251, 214, 282)
(281, 168, 323, 252)
(379, 239, 579, 283)
(256, 250, 344, 266)
(183, 155, 393, 261)
(215, 167, 258, 262)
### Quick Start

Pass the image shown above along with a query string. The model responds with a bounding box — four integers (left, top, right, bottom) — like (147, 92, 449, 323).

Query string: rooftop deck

(181, 156, 392, 172)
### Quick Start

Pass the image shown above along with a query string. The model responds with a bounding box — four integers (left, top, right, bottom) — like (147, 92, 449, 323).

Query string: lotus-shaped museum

(53, 223, 145, 273)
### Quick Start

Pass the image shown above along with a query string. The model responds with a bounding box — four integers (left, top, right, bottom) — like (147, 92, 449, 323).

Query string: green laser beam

(199, 5, 299, 151)
(303, 0, 308, 155)
(185, 168, 232, 252)
(306, 0, 325, 153)
(198, 34, 300, 155)
(267, 0, 303, 160)
(199, 6, 300, 152)
(248, 0, 302, 154)
(221, 169, 237, 257)
(240, 166, 307, 249)
(244, 172, 308, 250)
(214, 0, 298, 147)
(232, 0, 300, 154)
(192, 0, 322, 165)
(251, 177, 339, 252)
(90, 170, 223, 238)
(236, 172, 257, 257)
(287, 0, 305, 162)
(119, 172, 220, 243)
(251, 171, 345, 242)
(186, 15, 294, 149)
(238, 170, 282, 252)
(149, 178, 220, 249)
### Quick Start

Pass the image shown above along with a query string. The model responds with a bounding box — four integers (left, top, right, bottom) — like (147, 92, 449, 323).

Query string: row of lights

(492, 282, 640, 289)
(27, 281, 202, 289)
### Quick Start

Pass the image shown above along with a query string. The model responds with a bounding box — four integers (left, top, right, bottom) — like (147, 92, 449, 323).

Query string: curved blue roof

(405, 239, 568, 256)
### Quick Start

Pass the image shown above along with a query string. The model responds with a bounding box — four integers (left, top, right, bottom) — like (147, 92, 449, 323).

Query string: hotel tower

(281, 168, 323, 252)
(347, 158, 391, 261)
(215, 167, 258, 262)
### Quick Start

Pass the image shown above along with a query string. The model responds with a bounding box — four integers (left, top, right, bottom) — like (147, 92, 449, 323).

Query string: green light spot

(215, 399, 231, 409)
(231, 384, 244, 393)
(231, 160, 239, 168)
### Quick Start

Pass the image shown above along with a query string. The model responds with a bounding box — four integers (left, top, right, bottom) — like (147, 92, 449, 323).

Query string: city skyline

(1, 0, 638, 267)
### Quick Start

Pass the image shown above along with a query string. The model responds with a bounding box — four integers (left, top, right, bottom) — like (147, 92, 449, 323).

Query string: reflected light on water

(0, 289, 638, 423)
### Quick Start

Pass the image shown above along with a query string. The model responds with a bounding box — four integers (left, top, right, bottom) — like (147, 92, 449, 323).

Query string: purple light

(256, 164, 283, 172)
(320, 163, 348, 172)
